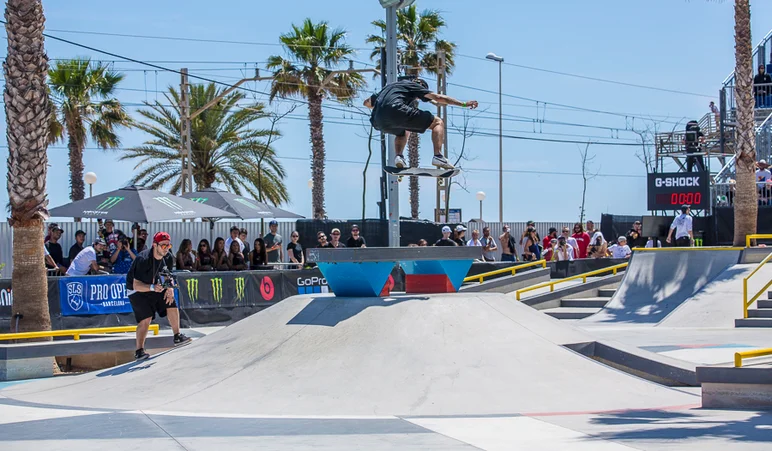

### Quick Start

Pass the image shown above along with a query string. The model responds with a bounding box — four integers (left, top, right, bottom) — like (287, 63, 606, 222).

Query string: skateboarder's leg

(136, 317, 151, 350)
(167, 307, 181, 335)
(428, 116, 444, 155)
(395, 131, 409, 157)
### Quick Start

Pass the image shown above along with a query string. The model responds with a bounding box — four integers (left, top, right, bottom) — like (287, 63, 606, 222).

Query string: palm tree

(3, 0, 53, 335)
(268, 19, 366, 219)
(367, 5, 456, 219)
(122, 83, 289, 205)
(48, 58, 131, 203)
(729, 0, 758, 245)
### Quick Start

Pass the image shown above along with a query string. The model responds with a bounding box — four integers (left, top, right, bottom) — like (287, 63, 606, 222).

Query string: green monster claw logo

(94, 197, 125, 210)
(235, 277, 246, 302)
(186, 278, 199, 302)
(189, 197, 209, 203)
(211, 278, 223, 303)
(234, 198, 272, 214)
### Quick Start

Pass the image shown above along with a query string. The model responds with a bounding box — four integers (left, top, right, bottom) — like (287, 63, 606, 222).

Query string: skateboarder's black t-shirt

(375, 80, 432, 110)
(126, 248, 174, 302)
(434, 238, 458, 246)
(346, 236, 366, 248)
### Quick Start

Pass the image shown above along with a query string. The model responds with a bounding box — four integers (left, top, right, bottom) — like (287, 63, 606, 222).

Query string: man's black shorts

(373, 104, 435, 137)
(129, 292, 176, 323)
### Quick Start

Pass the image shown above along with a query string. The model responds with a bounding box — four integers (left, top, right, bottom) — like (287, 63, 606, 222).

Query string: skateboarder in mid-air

(364, 78, 478, 170)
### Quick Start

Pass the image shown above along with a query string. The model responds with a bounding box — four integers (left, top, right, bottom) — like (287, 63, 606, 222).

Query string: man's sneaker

(135, 348, 150, 360)
(394, 155, 407, 168)
(174, 333, 191, 346)
(431, 154, 455, 169)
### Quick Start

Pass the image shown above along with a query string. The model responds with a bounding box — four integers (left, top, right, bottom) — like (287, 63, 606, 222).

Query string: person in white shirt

(756, 160, 771, 185)
(645, 237, 662, 248)
(560, 227, 580, 257)
(467, 229, 483, 247)
(666, 205, 693, 247)
(224, 225, 244, 256)
(66, 239, 106, 276)
(553, 236, 574, 261)
(609, 236, 632, 259)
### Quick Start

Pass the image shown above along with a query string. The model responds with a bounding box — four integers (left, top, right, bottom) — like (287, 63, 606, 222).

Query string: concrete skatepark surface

(1, 293, 698, 415)
(581, 250, 742, 325)
(2, 253, 771, 450)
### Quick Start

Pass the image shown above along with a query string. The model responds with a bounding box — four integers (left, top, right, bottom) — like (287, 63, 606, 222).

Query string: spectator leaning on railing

(66, 238, 106, 276)
(609, 236, 632, 259)
(67, 230, 86, 268)
(346, 224, 366, 248)
(45, 225, 67, 274)
(195, 239, 214, 271)
(480, 227, 497, 262)
(264, 220, 283, 263)
(435, 226, 457, 246)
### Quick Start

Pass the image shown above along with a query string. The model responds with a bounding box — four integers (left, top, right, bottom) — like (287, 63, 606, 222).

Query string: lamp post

(485, 52, 504, 223)
(84, 172, 97, 223)
(476, 191, 486, 222)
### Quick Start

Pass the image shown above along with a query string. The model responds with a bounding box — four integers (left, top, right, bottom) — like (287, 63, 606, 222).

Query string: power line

(455, 53, 715, 98)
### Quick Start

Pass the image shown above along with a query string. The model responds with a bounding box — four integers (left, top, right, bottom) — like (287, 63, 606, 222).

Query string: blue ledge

(316, 262, 395, 297)
(400, 259, 474, 291)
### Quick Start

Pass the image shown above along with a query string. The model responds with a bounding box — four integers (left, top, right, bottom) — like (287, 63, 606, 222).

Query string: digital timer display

(654, 192, 703, 206)
(647, 171, 709, 211)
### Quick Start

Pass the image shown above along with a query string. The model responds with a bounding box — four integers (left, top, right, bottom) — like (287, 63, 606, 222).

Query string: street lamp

(485, 52, 504, 223)
(84, 172, 97, 198)
(476, 191, 486, 222)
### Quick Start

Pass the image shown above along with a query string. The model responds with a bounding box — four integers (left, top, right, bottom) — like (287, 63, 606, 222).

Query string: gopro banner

(176, 271, 283, 309)
(58, 275, 133, 316)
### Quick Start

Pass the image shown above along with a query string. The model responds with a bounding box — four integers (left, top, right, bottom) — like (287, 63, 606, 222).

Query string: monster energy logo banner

(189, 197, 209, 203)
(233, 198, 272, 214)
(177, 272, 281, 308)
(83, 196, 125, 215)
(153, 197, 196, 216)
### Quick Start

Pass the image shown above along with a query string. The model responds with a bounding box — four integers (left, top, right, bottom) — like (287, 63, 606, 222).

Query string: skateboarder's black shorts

(129, 292, 176, 323)
(372, 104, 435, 137)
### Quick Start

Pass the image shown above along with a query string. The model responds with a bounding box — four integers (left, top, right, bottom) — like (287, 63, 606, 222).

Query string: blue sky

(2, 0, 771, 222)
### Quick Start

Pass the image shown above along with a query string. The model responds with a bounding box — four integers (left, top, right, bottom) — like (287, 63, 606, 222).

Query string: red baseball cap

(153, 232, 171, 244)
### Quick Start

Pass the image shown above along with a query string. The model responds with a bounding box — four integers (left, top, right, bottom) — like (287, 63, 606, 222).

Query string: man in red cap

(126, 231, 191, 360)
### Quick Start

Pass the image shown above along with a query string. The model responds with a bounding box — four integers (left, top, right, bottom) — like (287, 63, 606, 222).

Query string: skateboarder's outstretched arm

(424, 92, 478, 109)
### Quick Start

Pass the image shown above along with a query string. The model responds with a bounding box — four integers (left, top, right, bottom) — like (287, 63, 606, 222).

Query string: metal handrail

(515, 262, 628, 301)
(722, 28, 772, 86)
(742, 251, 772, 318)
(0, 325, 160, 341)
(745, 234, 772, 248)
(735, 348, 772, 368)
(463, 259, 547, 284)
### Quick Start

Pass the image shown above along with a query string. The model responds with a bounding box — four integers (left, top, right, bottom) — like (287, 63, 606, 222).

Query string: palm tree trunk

(3, 0, 53, 336)
(67, 129, 85, 202)
(732, 0, 758, 246)
(307, 92, 326, 219)
(408, 132, 420, 219)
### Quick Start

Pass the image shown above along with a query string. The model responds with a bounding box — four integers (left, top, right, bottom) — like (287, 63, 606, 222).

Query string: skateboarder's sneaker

(394, 155, 407, 168)
(431, 155, 454, 169)
(174, 333, 191, 346)
(135, 348, 150, 360)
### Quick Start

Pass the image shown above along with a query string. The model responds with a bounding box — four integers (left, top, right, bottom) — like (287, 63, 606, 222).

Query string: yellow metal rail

(515, 263, 628, 301)
(746, 234, 772, 248)
(735, 348, 772, 368)
(0, 325, 159, 341)
(463, 259, 547, 284)
(742, 251, 772, 318)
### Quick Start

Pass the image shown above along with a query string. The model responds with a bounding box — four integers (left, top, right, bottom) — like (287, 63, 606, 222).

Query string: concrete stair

(543, 290, 616, 320)
(735, 290, 772, 328)
(543, 307, 602, 320)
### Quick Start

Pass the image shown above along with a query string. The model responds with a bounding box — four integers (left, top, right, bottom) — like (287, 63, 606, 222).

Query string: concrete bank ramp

(1, 293, 696, 416)
(581, 249, 741, 325)
(658, 262, 772, 328)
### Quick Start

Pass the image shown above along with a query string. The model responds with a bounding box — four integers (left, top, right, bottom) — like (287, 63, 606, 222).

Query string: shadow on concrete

(585, 409, 772, 443)
(588, 260, 745, 325)
(287, 296, 430, 327)
(95, 359, 156, 378)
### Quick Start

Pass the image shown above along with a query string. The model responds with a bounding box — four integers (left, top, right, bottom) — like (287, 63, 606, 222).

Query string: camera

(158, 268, 177, 289)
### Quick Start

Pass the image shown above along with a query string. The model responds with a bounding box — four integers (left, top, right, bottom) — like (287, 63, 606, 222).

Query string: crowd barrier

(0, 258, 628, 331)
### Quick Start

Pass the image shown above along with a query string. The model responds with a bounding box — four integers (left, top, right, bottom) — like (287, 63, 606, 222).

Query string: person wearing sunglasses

(126, 231, 190, 360)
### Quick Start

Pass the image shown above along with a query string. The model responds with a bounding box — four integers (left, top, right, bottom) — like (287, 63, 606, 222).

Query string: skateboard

(384, 166, 461, 182)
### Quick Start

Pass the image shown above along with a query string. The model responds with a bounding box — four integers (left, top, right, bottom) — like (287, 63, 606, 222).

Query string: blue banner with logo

(59, 275, 134, 316)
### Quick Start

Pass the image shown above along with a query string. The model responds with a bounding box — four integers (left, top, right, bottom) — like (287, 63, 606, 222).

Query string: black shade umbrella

(181, 188, 304, 220)
(48, 185, 239, 222)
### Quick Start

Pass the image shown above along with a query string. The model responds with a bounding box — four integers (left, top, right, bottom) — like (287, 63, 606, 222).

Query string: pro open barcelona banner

(176, 271, 282, 309)
(59, 274, 135, 316)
